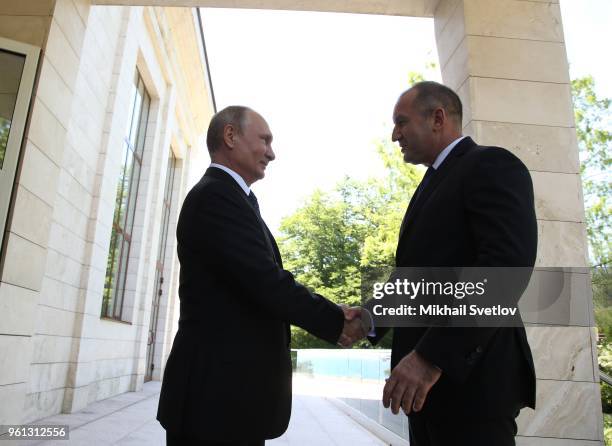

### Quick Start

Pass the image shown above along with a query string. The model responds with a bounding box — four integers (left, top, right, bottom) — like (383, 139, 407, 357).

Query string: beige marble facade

(434, 0, 600, 443)
(0, 0, 213, 424)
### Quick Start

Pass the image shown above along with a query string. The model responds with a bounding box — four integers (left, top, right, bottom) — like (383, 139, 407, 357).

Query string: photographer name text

(372, 304, 517, 316)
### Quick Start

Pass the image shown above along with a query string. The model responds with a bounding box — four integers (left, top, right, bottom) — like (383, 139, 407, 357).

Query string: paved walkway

(13, 381, 387, 446)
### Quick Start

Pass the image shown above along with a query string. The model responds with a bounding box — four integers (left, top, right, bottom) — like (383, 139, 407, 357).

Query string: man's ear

(223, 124, 236, 148)
(432, 108, 446, 131)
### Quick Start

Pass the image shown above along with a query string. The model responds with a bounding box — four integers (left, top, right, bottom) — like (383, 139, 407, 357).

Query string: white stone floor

(10, 381, 387, 446)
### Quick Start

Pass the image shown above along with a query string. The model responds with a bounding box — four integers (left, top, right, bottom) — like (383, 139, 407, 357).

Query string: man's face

(230, 111, 275, 185)
(391, 91, 435, 166)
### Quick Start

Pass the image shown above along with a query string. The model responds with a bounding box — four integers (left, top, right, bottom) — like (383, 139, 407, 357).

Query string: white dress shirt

(431, 135, 467, 170)
(210, 163, 250, 195)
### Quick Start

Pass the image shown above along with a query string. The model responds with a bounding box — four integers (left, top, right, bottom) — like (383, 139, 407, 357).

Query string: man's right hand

(337, 306, 366, 347)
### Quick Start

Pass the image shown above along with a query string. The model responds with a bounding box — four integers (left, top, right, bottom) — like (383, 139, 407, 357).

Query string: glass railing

(293, 349, 408, 438)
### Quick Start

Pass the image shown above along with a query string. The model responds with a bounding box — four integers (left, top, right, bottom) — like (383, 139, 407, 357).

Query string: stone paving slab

(11, 381, 387, 446)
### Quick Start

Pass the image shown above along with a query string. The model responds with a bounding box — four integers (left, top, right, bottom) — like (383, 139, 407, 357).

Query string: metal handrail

(600, 368, 612, 386)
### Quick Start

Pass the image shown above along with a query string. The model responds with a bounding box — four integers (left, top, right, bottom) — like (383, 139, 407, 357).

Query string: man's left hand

(382, 350, 442, 415)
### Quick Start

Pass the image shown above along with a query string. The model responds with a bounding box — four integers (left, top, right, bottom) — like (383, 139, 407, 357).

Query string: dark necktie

(413, 166, 435, 203)
(399, 167, 436, 237)
(247, 191, 280, 265)
(248, 191, 260, 214)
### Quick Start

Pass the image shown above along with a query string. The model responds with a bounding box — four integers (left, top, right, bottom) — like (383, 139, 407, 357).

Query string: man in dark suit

(157, 106, 364, 445)
(371, 82, 538, 445)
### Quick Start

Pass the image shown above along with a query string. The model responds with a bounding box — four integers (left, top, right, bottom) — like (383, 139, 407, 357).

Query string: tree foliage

(0, 118, 10, 168)
(278, 141, 423, 348)
(571, 76, 611, 267)
(571, 77, 612, 422)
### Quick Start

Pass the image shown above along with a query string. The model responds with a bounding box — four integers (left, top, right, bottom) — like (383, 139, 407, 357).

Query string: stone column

(434, 0, 602, 444)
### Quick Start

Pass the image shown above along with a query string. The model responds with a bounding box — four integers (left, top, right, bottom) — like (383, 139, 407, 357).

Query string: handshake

(337, 305, 373, 348)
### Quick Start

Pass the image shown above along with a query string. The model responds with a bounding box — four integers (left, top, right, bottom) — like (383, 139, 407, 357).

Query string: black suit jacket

(157, 167, 344, 440)
(373, 137, 537, 418)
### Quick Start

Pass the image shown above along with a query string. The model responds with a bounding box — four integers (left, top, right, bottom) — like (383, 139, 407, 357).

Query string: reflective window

(102, 71, 150, 320)
(0, 38, 38, 260)
(0, 49, 25, 170)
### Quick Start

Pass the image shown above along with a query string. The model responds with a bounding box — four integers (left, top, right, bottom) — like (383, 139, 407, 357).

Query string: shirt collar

(431, 135, 466, 170)
(210, 163, 250, 195)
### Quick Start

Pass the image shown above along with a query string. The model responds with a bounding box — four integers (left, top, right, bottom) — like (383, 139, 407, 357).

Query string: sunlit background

(199, 0, 612, 234)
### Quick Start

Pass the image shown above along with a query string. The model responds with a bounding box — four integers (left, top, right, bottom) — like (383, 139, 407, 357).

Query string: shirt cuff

(361, 308, 376, 337)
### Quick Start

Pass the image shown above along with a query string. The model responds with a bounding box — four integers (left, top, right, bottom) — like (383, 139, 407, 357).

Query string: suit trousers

(408, 413, 518, 446)
(165, 431, 264, 446)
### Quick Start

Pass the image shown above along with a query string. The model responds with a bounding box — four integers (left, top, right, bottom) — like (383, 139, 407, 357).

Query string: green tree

(571, 78, 612, 442)
(280, 179, 378, 348)
(571, 76, 611, 267)
(0, 118, 10, 168)
(278, 140, 423, 348)
(279, 71, 431, 348)
(360, 140, 422, 268)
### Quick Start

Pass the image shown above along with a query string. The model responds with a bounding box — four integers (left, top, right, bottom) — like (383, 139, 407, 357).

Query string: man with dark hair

(371, 81, 537, 445)
(157, 106, 364, 445)
(407, 81, 463, 125)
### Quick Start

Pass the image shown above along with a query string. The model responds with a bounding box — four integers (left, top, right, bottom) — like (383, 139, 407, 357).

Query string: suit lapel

(398, 184, 422, 236)
(205, 167, 289, 344)
(261, 220, 283, 268)
(204, 167, 281, 266)
(396, 137, 476, 259)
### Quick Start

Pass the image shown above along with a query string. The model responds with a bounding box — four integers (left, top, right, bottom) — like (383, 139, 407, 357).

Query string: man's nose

(392, 127, 400, 142)
(266, 147, 276, 161)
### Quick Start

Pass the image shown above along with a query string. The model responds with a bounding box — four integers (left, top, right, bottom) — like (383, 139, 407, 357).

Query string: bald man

(370, 82, 537, 446)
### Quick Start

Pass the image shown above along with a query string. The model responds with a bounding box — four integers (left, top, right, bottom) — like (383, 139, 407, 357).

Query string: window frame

(0, 37, 40, 257)
(101, 70, 151, 321)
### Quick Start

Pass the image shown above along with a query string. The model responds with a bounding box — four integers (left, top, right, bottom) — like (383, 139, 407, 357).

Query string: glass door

(0, 37, 40, 256)
(145, 151, 177, 381)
